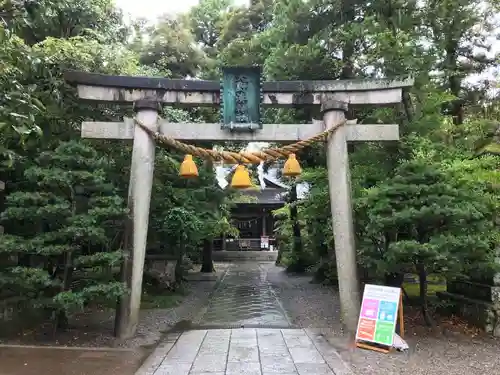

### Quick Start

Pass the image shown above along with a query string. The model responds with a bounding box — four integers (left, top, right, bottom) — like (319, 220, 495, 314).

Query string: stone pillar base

(437, 280, 500, 336)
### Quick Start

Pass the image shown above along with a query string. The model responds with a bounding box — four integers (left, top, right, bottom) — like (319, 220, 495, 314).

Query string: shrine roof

(64, 70, 413, 93)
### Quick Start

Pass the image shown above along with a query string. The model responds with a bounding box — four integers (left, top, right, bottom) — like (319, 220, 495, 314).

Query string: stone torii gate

(65, 69, 413, 338)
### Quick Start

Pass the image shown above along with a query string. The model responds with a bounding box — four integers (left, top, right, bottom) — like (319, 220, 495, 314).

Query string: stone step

(437, 291, 500, 336)
(447, 280, 498, 303)
(212, 250, 278, 262)
(403, 273, 446, 285)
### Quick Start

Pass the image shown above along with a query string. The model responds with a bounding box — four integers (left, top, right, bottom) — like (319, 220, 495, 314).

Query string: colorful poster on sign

(355, 284, 401, 347)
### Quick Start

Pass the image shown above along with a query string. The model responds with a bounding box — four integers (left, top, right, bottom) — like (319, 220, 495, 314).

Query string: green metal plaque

(220, 66, 263, 131)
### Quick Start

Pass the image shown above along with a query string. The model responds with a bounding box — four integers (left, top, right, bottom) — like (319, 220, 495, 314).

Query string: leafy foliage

(1, 141, 127, 317)
(356, 160, 498, 279)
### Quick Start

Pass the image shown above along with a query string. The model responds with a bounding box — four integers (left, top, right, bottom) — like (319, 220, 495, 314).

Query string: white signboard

(356, 284, 401, 347)
(260, 236, 269, 249)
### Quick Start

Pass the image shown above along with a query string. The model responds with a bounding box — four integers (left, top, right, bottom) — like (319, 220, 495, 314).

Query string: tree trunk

(200, 239, 215, 273)
(384, 2, 414, 124)
(54, 251, 73, 332)
(402, 90, 414, 123)
(289, 183, 305, 272)
(290, 204, 302, 255)
(174, 239, 184, 284)
(445, 40, 463, 125)
(384, 272, 404, 288)
(340, 0, 355, 81)
(200, 158, 216, 273)
(275, 246, 283, 265)
(114, 214, 133, 337)
(56, 188, 80, 333)
(341, 0, 357, 144)
(383, 272, 406, 334)
(290, 183, 302, 253)
(417, 262, 433, 326)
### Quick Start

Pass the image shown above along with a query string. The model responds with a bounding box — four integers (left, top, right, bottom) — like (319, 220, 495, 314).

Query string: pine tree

(0, 141, 127, 328)
(356, 159, 498, 325)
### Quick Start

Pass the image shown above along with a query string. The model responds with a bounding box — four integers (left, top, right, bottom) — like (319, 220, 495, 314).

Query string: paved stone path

(136, 328, 351, 375)
(136, 262, 352, 375)
(194, 262, 291, 328)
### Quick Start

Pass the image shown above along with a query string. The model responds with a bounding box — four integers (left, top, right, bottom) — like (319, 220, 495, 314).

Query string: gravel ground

(100, 262, 231, 348)
(326, 332, 500, 375)
(264, 262, 343, 331)
(264, 262, 500, 375)
(120, 271, 223, 348)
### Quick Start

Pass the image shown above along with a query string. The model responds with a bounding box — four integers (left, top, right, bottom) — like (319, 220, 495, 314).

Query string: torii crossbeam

(65, 69, 413, 339)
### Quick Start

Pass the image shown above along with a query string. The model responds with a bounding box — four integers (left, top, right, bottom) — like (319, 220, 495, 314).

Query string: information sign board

(356, 284, 401, 347)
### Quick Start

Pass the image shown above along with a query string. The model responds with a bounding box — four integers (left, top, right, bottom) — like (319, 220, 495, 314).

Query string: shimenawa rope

(134, 118, 347, 164)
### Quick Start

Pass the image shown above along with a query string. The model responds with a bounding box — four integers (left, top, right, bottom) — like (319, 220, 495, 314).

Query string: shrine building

(213, 164, 308, 252)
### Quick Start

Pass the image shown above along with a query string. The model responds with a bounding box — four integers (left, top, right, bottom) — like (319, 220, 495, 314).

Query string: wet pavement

(0, 345, 146, 375)
(135, 328, 352, 375)
(135, 262, 352, 374)
(194, 262, 291, 328)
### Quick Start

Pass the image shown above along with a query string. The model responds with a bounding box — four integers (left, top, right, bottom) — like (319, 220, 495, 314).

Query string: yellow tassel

(231, 165, 252, 189)
(282, 153, 302, 177)
(179, 154, 198, 178)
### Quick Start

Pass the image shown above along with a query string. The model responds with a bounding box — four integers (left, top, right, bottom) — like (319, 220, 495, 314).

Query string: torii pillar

(115, 99, 160, 338)
(322, 97, 360, 331)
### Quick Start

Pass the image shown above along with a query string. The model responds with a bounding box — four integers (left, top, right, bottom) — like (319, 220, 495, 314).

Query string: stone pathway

(194, 262, 291, 328)
(136, 328, 352, 375)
